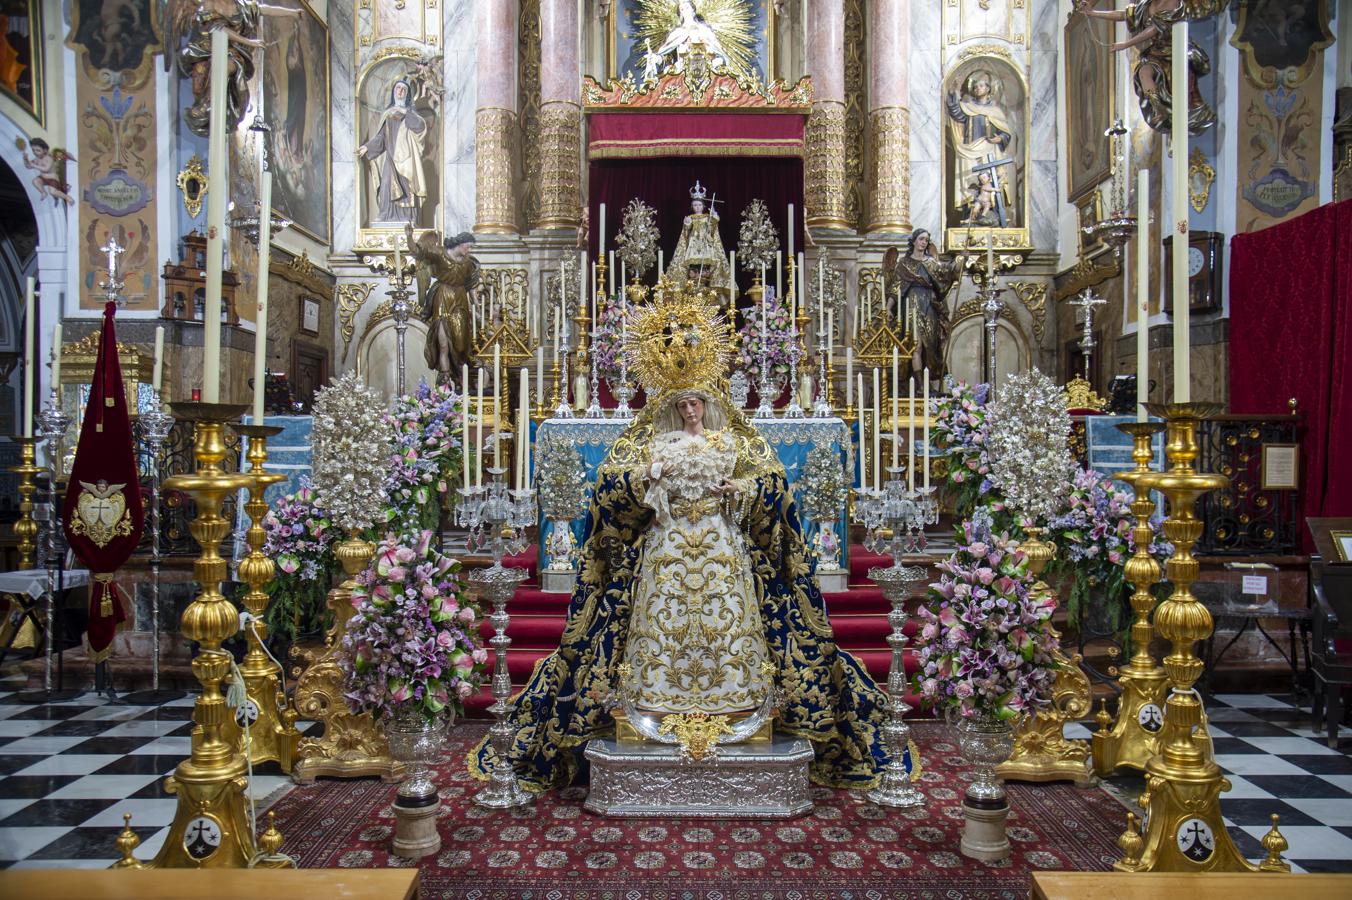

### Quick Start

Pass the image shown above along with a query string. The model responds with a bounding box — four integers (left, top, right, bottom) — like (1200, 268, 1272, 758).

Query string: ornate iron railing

(1196, 414, 1300, 556)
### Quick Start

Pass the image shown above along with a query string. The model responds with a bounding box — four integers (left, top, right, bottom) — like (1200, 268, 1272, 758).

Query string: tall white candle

(760, 266, 768, 323)
(251, 170, 274, 423)
(986, 230, 994, 279)
(22, 277, 33, 437)
(492, 343, 501, 471)
(519, 367, 530, 490)
(922, 369, 930, 490)
(599, 203, 606, 257)
(817, 258, 825, 336)
(553, 310, 561, 364)
(620, 260, 626, 291)
(787, 203, 795, 257)
(49, 322, 61, 401)
(891, 347, 900, 469)
(461, 363, 471, 490)
(202, 27, 229, 404)
(1171, 21, 1190, 403)
(393, 233, 401, 278)
(857, 373, 866, 488)
(475, 368, 485, 488)
(1137, 170, 1150, 421)
(797, 252, 805, 322)
(907, 376, 916, 490)
(590, 262, 596, 318)
(536, 345, 544, 409)
(152, 325, 164, 393)
(658, 249, 664, 278)
(826, 308, 833, 355)
(776, 253, 782, 302)
(608, 251, 615, 297)
(872, 368, 881, 488)
(846, 347, 854, 408)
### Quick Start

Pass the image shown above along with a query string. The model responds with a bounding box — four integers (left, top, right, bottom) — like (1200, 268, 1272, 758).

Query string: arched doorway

(0, 154, 38, 530)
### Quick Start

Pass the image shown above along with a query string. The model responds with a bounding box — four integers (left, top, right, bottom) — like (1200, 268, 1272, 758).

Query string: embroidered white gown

(624, 429, 770, 715)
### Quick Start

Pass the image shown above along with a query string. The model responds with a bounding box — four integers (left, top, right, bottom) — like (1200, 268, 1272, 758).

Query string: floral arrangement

(615, 198, 659, 277)
(1046, 466, 1171, 629)
(536, 434, 590, 521)
(737, 199, 779, 273)
(914, 517, 1061, 721)
(590, 297, 627, 384)
(735, 290, 798, 383)
(382, 381, 465, 534)
(260, 478, 340, 644)
(931, 377, 998, 520)
(985, 368, 1075, 526)
(341, 530, 486, 722)
(310, 371, 393, 534)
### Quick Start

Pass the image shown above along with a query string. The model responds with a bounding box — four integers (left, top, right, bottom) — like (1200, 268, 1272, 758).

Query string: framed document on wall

(1261, 443, 1299, 490)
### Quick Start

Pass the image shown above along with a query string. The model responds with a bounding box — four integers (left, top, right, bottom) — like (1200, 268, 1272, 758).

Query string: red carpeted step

(478, 614, 568, 646)
(502, 546, 540, 575)
(827, 614, 918, 646)
(819, 586, 889, 614)
(848, 549, 894, 580)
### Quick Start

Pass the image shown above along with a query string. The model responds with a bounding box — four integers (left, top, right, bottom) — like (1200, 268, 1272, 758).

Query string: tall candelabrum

(980, 284, 1006, 394)
(854, 466, 938, 807)
(813, 321, 832, 417)
(9, 435, 39, 570)
(754, 301, 776, 420)
(458, 466, 535, 808)
(585, 318, 604, 419)
(36, 392, 74, 698)
(135, 395, 183, 702)
(553, 310, 575, 419)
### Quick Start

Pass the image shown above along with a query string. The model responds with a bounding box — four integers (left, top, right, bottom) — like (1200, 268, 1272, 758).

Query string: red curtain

(1229, 199, 1352, 545)
(588, 113, 805, 159)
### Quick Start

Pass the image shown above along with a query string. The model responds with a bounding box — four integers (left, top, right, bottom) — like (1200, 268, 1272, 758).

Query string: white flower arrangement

(310, 371, 393, 533)
(985, 368, 1075, 526)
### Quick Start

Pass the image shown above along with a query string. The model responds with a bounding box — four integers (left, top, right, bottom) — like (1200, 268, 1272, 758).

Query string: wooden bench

(0, 869, 419, 899)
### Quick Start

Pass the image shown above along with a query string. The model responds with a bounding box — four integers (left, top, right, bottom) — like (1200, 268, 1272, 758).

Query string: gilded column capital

(476, 107, 519, 235)
(867, 106, 911, 234)
(537, 100, 583, 229)
(805, 100, 850, 231)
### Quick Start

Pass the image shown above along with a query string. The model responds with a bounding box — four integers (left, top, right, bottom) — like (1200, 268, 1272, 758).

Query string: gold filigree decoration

(1065, 375, 1106, 411)
(336, 282, 375, 357)
(1188, 146, 1215, 213)
(519, 0, 543, 228)
(1052, 255, 1120, 302)
(176, 155, 207, 219)
(842, 0, 866, 227)
(71, 480, 133, 548)
(1008, 280, 1047, 341)
(658, 711, 734, 761)
(625, 280, 731, 400)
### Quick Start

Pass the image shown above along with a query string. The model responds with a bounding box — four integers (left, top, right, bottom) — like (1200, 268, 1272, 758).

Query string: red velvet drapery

(1229, 199, 1352, 545)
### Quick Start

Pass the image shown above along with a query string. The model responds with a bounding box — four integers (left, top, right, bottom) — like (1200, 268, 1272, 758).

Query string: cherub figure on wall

(1074, 0, 1228, 136)
(20, 138, 75, 205)
(165, 0, 302, 138)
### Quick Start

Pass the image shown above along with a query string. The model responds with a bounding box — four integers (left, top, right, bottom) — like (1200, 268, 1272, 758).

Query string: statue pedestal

(540, 570, 576, 594)
(584, 735, 814, 818)
(815, 568, 850, 593)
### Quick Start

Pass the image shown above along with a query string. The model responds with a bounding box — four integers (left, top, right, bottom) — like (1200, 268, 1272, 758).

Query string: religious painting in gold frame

(65, 0, 161, 88)
(605, 0, 776, 87)
(353, 49, 443, 251)
(1064, 7, 1114, 204)
(1075, 190, 1108, 260)
(263, 0, 330, 244)
(942, 48, 1032, 254)
(0, 0, 44, 125)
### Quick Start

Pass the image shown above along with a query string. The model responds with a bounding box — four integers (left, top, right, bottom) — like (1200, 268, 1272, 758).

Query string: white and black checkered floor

(0, 679, 1348, 872)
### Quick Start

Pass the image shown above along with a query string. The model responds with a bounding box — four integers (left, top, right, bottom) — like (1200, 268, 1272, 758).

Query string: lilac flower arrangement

(914, 519, 1061, 721)
(931, 377, 1001, 521)
(735, 289, 798, 382)
(382, 381, 465, 533)
(261, 478, 340, 644)
(341, 530, 487, 722)
(1046, 466, 1172, 629)
(590, 298, 627, 383)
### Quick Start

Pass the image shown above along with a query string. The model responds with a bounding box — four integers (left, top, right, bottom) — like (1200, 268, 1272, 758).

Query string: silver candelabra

(555, 316, 575, 419)
(980, 284, 1006, 397)
(854, 466, 938, 808)
(36, 389, 70, 696)
(585, 319, 605, 419)
(783, 316, 805, 419)
(813, 321, 832, 417)
(754, 304, 776, 420)
(1071, 288, 1107, 380)
(458, 466, 535, 808)
(138, 393, 181, 700)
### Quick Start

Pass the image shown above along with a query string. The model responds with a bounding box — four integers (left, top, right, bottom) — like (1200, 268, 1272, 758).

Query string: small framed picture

(1260, 443, 1299, 490)
(300, 296, 321, 336)
(1331, 531, 1352, 564)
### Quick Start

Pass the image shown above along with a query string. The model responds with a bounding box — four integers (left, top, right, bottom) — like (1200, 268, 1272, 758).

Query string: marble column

(805, 0, 849, 230)
(475, 0, 519, 234)
(866, 0, 910, 233)
(538, 0, 582, 229)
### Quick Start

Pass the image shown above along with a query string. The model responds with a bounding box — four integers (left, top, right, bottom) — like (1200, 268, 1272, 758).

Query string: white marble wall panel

(910, 0, 944, 233)
(1030, 0, 1058, 52)
(443, 0, 476, 232)
(1030, 160, 1058, 248)
(330, 0, 357, 255)
(1029, 52, 1057, 164)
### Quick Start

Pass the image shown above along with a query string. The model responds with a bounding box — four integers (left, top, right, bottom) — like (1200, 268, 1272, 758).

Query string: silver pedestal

(540, 570, 577, 594)
(585, 735, 814, 818)
(470, 562, 532, 809)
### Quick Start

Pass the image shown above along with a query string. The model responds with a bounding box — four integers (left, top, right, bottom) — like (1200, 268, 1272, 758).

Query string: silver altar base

(585, 735, 814, 818)
(815, 568, 849, 593)
(540, 570, 577, 594)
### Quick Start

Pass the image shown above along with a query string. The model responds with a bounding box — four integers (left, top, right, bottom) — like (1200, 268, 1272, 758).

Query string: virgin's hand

(713, 479, 737, 497)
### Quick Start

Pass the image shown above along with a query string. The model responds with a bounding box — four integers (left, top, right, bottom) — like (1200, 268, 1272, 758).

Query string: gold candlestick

(9, 436, 39, 570)
(823, 349, 836, 413)
(149, 402, 284, 868)
(225, 424, 301, 772)
(997, 525, 1094, 786)
(1093, 422, 1212, 775)
(292, 529, 404, 783)
(548, 354, 564, 413)
(1115, 402, 1289, 874)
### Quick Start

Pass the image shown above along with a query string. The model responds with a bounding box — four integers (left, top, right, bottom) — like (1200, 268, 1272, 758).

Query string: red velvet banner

(588, 113, 805, 159)
(1230, 200, 1352, 546)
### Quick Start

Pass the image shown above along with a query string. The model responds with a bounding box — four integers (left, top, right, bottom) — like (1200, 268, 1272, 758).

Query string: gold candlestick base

(996, 526, 1094, 786)
(1114, 403, 1289, 874)
(9, 436, 40, 570)
(1093, 422, 1212, 775)
(223, 424, 301, 772)
(145, 402, 288, 868)
(292, 531, 404, 783)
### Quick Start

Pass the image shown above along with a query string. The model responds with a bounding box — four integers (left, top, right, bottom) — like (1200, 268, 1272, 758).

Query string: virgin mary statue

(471, 280, 902, 792)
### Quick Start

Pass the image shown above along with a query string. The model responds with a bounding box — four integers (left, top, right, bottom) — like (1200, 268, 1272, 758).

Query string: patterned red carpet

(268, 723, 1125, 898)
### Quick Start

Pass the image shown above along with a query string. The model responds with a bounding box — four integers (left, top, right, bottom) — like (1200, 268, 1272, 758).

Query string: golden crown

(624, 278, 731, 400)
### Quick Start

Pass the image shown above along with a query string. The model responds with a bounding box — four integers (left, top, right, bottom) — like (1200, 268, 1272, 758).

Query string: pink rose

(386, 566, 407, 584)
(458, 607, 475, 623)
(436, 631, 454, 649)
(472, 648, 488, 665)
(456, 681, 474, 699)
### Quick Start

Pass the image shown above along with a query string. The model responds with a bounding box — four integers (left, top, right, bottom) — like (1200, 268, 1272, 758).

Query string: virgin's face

(677, 396, 704, 428)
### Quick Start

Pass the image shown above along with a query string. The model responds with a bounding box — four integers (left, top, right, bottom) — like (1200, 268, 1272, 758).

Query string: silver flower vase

(384, 705, 451, 859)
(954, 711, 1015, 862)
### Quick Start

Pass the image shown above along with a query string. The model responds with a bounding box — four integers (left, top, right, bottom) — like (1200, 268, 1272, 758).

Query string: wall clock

(1164, 231, 1224, 315)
